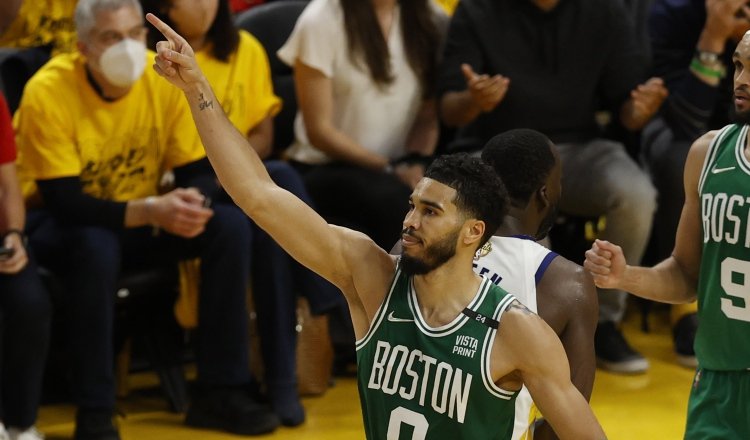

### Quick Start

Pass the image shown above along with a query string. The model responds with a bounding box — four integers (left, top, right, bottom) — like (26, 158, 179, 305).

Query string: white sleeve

(277, 0, 338, 78)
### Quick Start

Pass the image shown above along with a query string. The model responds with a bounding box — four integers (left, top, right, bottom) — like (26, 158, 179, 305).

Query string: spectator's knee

(266, 160, 302, 185)
(11, 290, 52, 323)
(5, 271, 52, 323)
(266, 161, 310, 201)
(67, 226, 121, 272)
(614, 172, 658, 220)
(207, 203, 252, 249)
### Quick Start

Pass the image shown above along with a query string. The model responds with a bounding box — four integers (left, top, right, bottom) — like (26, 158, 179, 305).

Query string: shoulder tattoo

(508, 300, 534, 316)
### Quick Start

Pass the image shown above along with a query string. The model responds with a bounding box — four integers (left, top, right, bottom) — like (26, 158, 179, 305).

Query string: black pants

(641, 117, 692, 259)
(243, 161, 343, 394)
(0, 256, 51, 428)
(26, 204, 252, 411)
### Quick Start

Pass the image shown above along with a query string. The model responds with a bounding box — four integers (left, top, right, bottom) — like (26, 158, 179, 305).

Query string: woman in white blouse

(278, 0, 444, 248)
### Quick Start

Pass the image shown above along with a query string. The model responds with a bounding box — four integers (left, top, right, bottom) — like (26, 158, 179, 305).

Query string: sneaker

(73, 409, 120, 440)
(8, 426, 44, 440)
(185, 385, 280, 436)
(595, 321, 649, 374)
(673, 313, 698, 369)
(269, 385, 305, 427)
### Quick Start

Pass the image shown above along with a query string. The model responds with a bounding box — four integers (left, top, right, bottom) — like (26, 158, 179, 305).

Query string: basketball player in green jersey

(585, 32, 750, 439)
(146, 13, 606, 440)
(392, 130, 598, 440)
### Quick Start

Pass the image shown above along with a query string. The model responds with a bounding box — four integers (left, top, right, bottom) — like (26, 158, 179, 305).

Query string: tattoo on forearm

(508, 300, 534, 315)
(198, 93, 213, 111)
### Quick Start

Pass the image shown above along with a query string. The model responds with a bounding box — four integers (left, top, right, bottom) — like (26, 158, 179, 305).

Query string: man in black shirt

(437, 0, 667, 374)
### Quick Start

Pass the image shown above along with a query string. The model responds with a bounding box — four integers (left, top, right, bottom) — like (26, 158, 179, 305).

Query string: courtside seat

(0, 47, 50, 113)
(40, 265, 190, 413)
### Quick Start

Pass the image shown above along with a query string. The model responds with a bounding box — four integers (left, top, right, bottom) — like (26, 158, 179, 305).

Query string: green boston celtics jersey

(696, 124, 750, 370)
(356, 268, 519, 439)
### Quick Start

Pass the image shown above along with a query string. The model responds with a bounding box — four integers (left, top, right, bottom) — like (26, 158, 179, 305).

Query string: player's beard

(400, 227, 460, 276)
(535, 203, 559, 240)
(730, 100, 750, 125)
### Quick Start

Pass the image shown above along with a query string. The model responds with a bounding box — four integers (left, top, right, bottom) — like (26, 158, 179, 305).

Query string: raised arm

(533, 259, 598, 440)
(584, 131, 711, 303)
(145, 14, 395, 313)
(495, 303, 606, 440)
(650, 0, 748, 140)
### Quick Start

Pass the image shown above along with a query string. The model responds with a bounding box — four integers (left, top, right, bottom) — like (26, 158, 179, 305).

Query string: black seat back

(0, 47, 50, 114)
(235, 1, 310, 157)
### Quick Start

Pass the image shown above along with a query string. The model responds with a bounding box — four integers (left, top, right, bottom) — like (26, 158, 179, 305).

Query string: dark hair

(141, 0, 239, 62)
(481, 129, 555, 207)
(424, 153, 508, 246)
(340, 0, 440, 95)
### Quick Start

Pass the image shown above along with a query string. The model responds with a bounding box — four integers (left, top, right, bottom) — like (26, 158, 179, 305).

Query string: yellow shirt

(175, 31, 281, 329)
(14, 51, 205, 205)
(435, 0, 458, 15)
(0, 0, 78, 54)
(195, 30, 281, 136)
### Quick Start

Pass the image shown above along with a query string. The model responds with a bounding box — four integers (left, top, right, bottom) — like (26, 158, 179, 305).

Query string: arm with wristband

(0, 93, 29, 273)
(650, 0, 750, 140)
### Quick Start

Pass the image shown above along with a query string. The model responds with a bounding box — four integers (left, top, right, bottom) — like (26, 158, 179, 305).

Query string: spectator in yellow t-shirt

(142, 0, 343, 427)
(0, 0, 78, 55)
(0, 1, 79, 114)
(14, 0, 279, 438)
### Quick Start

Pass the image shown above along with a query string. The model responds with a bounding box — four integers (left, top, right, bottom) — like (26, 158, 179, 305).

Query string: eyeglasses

(92, 25, 147, 47)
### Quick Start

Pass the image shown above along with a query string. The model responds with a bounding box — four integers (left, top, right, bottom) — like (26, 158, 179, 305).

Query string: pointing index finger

(146, 13, 180, 45)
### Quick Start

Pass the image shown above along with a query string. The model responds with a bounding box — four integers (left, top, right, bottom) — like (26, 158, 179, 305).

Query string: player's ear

(462, 219, 485, 247)
(536, 185, 550, 210)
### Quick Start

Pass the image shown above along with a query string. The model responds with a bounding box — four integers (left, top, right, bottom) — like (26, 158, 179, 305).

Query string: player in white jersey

(478, 129, 598, 440)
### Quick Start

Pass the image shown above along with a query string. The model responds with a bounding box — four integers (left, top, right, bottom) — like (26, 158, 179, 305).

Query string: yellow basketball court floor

(35, 307, 694, 439)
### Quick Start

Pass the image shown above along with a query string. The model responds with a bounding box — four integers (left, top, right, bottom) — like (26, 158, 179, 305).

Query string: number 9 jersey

(696, 123, 750, 370)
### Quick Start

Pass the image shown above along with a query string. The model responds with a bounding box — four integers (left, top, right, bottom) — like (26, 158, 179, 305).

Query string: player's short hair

(424, 153, 508, 246)
(481, 128, 556, 206)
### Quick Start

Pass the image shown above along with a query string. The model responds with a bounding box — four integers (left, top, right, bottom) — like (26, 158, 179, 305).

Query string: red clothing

(0, 94, 16, 165)
(230, 0, 265, 14)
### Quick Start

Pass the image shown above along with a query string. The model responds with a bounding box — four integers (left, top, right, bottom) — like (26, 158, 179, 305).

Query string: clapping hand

(461, 63, 509, 112)
(621, 77, 668, 130)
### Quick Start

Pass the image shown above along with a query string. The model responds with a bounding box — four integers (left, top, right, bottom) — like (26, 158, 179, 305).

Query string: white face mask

(98, 38, 146, 88)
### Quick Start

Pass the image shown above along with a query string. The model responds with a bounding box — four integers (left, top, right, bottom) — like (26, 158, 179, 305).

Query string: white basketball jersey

(473, 235, 558, 440)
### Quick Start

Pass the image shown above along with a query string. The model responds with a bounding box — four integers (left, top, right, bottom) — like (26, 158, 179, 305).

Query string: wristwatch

(692, 50, 726, 79)
(695, 50, 722, 66)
